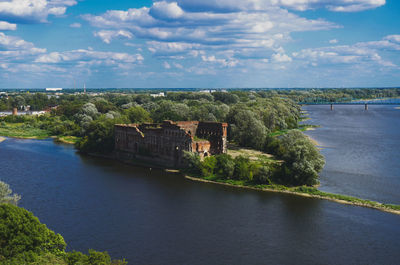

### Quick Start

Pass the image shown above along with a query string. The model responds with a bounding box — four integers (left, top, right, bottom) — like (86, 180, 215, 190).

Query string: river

(303, 104, 400, 204)
(1, 106, 400, 264)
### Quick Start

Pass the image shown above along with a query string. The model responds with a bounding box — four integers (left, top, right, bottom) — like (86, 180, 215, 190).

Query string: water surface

(303, 105, 400, 204)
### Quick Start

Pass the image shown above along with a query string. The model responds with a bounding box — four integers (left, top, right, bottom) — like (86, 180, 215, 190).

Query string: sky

(0, 0, 399, 88)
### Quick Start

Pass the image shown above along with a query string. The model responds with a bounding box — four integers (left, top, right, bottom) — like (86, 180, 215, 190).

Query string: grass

(56, 136, 80, 144)
(0, 122, 50, 139)
(292, 186, 400, 212)
(227, 143, 280, 164)
(186, 174, 400, 214)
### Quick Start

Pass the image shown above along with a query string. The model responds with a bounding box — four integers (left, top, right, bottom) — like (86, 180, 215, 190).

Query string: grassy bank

(185, 175, 400, 215)
(0, 122, 50, 139)
(55, 136, 80, 144)
(269, 124, 319, 137)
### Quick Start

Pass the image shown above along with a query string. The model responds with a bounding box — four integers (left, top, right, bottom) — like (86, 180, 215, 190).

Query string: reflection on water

(303, 105, 400, 204)
(1, 137, 400, 264)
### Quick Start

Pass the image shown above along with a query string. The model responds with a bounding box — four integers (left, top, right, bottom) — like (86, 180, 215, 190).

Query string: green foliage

(233, 156, 254, 181)
(75, 117, 117, 154)
(0, 203, 127, 265)
(151, 101, 190, 122)
(253, 166, 272, 185)
(187, 153, 273, 185)
(65, 250, 127, 265)
(182, 151, 202, 175)
(215, 154, 235, 179)
(0, 181, 20, 205)
(276, 130, 325, 186)
(0, 204, 66, 262)
(124, 106, 151, 123)
(201, 156, 217, 177)
(212, 92, 239, 104)
(227, 108, 267, 150)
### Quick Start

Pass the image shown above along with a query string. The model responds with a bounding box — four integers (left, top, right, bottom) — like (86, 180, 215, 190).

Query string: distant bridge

(298, 99, 400, 110)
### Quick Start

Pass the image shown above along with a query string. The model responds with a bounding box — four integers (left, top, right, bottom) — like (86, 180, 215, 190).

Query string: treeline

(1, 88, 398, 112)
(0, 181, 126, 265)
(1, 91, 302, 154)
(259, 87, 400, 103)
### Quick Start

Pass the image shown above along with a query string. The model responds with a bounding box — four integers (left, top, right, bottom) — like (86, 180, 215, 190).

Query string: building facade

(114, 120, 228, 167)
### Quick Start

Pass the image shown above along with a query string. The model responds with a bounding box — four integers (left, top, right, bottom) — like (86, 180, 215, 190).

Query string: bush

(201, 156, 217, 177)
(214, 154, 235, 179)
(182, 151, 202, 175)
(253, 166, 272, 184)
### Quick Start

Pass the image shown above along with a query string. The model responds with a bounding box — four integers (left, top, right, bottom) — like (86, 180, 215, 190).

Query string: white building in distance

(45, 88, 63, 92)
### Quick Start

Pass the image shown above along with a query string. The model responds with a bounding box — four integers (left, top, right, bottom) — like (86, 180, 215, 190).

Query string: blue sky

(0, 0, 399, 88)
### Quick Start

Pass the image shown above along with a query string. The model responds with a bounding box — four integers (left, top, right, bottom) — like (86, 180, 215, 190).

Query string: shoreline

(0, 136, 5, 143)
(184, 175, 400, 215)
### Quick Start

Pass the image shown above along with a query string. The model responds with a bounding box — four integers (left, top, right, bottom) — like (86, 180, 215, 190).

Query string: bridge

(298, 99, 400, 110)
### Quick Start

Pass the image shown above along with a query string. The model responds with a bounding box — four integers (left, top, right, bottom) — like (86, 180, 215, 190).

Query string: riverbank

(185, 175, 400, 215)
(0, 122, 49, 139)
(54, 136, 80, 145)
(0, 136, 5, 143)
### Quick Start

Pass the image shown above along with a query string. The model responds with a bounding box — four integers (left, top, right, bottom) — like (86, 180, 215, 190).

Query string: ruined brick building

(114, 120, 228, 167)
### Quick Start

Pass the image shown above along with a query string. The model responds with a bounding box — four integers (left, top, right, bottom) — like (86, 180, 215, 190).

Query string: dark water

(303, 105, 400, 204)
(1, 138, 400, 264)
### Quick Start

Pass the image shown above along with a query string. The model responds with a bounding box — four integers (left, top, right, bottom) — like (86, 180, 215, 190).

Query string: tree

(276, 130, 325, 186)
(201, 156, 217, 177)
(227, 108, 267, 150)
(124, 106, 151, 123)
(0, 204, 127, 265)
(215, 154, 235, 178)
(182, 151, 202, 175)
(212, 92, 239, 104)
(253, 166, 272, 184)
(0, 181, 20, 205)
(75, 117, 116, 154)
(0, 204, 66, 262)
(81, 103, 99, 118)
(233, 156, 252, 180)
(151, 101, 190, 122)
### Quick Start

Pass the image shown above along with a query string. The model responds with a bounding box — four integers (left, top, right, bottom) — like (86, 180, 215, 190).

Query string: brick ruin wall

(114, 120, 227, 167)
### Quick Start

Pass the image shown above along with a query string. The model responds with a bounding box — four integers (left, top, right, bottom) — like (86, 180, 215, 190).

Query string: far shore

(184, 175, 400, 216)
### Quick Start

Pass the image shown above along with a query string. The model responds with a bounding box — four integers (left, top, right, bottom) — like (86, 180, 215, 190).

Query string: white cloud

(173, 62, 183, 69)
(0, 32, 46, 56)
(271, 0, 386, 12)
(0, 32, 144, 78)
(82, 1, 337, 66)
(149, 1, 184, 20)
(35, 49, 143, 65)
(329, 39, 338, 44)
(201, 55, 238, 67)
(164, 0, 386, 12)
(163, 61, 171, 69)
(292, 35, 398, 67)
(0, 0, 77, 23)
(69, 22, 81, 28)
(0, 21, 17, 30)
(94, 30, 133, 44)
(271, 53, 292, 62)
